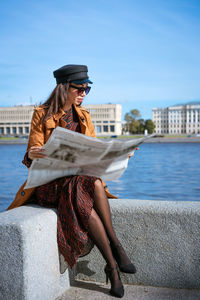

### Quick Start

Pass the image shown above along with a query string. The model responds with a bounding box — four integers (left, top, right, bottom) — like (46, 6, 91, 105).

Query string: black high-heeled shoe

(110, 243, 137, 274)
(104, 264, 124, 298)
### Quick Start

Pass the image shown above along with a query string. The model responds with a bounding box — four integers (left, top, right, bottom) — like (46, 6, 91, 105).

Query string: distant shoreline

(143, 137, 200, 143)
(0, 139, 28, 144)
(0, 137, 200, 144)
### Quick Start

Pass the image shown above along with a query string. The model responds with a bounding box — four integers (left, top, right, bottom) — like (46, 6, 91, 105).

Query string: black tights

(87, 180, 121, 286)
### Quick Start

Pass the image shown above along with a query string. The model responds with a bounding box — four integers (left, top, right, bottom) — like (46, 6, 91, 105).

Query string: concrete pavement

(57, 280, 200, 300)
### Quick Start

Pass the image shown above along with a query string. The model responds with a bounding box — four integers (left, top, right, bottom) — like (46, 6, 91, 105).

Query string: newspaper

(24, 126, 154, 189)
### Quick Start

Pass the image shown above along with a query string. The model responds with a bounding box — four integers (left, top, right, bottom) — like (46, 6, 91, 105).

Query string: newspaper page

(24, 127, 154, 189)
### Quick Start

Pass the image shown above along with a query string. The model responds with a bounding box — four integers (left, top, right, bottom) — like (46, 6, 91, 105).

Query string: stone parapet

(0, 205, 70, 300)
(0, 199, 199, 300)
(73, 199, 200, 289)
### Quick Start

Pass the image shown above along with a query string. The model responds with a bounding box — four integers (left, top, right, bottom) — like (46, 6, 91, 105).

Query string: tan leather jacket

(7, 104, 117, 210)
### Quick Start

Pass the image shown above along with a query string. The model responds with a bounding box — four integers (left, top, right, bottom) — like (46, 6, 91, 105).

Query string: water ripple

(0, 143, 200, 212)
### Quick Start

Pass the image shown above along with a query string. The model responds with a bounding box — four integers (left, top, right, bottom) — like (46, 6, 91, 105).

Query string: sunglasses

(69, 84, 91, 95)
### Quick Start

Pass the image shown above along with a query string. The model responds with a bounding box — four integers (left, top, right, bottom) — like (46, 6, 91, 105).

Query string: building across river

(0, 105, 35, 136)
(152, 102, 200, 134)
(0, 104, 122, 137)
(83, 104, 122, 136)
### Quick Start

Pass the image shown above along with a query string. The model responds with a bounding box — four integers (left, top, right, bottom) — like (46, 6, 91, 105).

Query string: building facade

(0, 105, 35, 136)
(0, 104, 122, 136)
(152, 103, 200, 134)
(83, 104, 122, 136)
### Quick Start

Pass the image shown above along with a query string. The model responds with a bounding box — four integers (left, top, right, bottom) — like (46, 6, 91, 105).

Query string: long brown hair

(42, 82, 69, 122)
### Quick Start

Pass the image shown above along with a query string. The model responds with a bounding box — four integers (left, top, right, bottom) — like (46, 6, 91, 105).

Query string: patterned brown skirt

(35, 175, 99, 269)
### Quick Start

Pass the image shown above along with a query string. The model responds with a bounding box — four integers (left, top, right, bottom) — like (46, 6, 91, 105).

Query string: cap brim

(71, 78, 93, 84)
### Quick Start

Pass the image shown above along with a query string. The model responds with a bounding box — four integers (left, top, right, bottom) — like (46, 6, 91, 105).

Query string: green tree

(129, 119, 139, 134)
(129, 109, 141, 120)
(124, 109, 155, 135)
(124, 113, 132, 132)
(145, 119, 155, 134)
(124, 109, 142, 134)
(137, 118, 145, 134)
(124, 113, 132, 123)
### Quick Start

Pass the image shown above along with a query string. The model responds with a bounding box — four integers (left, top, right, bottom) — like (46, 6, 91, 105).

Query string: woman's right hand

(28, 146, 46, 160)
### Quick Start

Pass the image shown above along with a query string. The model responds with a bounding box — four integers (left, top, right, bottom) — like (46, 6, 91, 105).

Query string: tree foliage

(123, 109, 155, 134)
(124, 113, 132, 123)
(126, 109, 141, 121)
(144, 119, 155, 134)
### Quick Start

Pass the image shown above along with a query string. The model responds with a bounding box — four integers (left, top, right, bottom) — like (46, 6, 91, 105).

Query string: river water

(0, 143, 200, 212)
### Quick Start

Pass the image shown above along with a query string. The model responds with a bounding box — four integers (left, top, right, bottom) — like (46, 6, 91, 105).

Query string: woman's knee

(89, 208, 99, 223)
(94, 179, 104, 191)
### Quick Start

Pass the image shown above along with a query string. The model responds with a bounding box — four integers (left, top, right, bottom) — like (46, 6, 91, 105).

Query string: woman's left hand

(128, 147, 139, 159)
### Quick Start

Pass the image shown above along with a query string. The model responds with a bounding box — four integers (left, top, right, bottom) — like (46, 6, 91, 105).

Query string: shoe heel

(110, 242, 137, 274)
(106, 273, 108, 284)
(104, 264, 124, 298)
(104, 266, 109, 284)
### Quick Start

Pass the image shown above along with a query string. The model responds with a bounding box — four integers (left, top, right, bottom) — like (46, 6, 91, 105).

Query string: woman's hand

(128, 147, 139, 159)
(28, 146, 46, 160)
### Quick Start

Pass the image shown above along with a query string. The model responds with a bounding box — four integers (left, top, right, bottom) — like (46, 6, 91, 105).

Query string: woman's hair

(42, 82, 69, 122)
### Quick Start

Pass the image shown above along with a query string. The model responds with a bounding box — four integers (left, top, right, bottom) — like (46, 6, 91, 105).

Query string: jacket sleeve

(86, 111, 96, 138)
(22, 109, 45, 168)
(27, 109, 45, 150)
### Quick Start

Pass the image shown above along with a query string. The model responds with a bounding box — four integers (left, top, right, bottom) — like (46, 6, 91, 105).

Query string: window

(25, 127, 29, 134)
(103, 125, 108, 132)
(19, 127, 23, 134)
(103, 121, 108, 123)
(0, 127, 4, 134)
(6, 127, 10, 134)
(96, 125, 102, 133)
(110, 125, 115, 132)
(12, 127, 17, 134)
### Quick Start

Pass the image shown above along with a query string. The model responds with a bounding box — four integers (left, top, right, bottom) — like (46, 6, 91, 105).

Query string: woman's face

(67, 82, 88, 107)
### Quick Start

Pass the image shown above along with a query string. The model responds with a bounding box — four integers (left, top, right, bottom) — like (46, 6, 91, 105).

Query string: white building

(152, 102, 200, 134)
(83, 104, 122, 136)
(0, 105, 35, 136)
(0, 104, 122, 136)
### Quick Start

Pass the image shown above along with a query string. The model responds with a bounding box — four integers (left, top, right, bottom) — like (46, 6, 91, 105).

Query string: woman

(7, 64, 137, 298)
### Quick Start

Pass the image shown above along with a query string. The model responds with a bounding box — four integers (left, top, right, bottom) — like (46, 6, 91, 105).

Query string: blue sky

(0, 0, 200, 120)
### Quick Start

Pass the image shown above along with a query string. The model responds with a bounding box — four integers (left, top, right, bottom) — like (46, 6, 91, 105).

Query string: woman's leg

(93, 180, 119, 244)
(93, 179, 132, 266)
(87, 207, 122, 288)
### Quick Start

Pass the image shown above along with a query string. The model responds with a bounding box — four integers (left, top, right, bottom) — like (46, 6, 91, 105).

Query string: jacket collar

(73, 104, 85, 121)
(52, 105, 86, 134)
(52, 105, 85, 121)
(53, 109, 66, 121)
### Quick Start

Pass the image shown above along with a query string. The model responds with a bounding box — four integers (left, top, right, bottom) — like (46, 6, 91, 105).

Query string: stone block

(73, 199, 200, 289)
(0, 205, 70, 300)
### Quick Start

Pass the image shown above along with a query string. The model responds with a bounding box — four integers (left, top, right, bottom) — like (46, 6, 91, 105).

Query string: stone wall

(0, 205, 70, 300)
(72, 199, 200, 289)
(0, 199, 199, 300)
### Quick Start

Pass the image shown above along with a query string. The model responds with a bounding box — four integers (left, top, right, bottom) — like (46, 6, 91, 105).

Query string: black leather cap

(53, 64, 92, 84)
